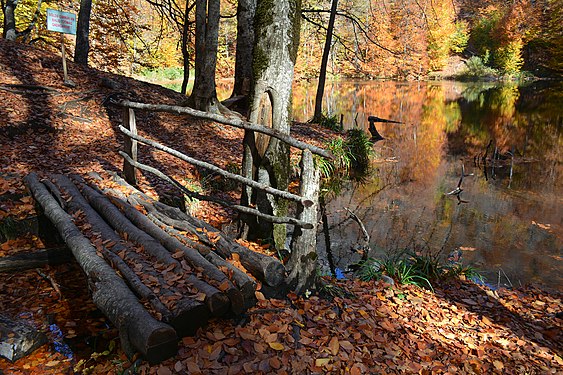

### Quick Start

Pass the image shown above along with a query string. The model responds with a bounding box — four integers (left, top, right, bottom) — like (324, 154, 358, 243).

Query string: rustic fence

(112, 99, 330, 239)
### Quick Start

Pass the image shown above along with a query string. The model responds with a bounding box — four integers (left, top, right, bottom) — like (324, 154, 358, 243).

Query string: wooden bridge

(24, 100, 328, 364)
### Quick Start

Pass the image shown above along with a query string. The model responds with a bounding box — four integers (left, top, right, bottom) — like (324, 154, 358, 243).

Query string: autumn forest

(0, 0, 562, 374)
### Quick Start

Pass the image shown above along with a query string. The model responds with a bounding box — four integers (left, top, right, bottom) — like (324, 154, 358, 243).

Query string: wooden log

(78, 182, 230, 317)
(133, 204, 256, 308)
(117, 134, 312, 207)
(108, 195, 245, 315)
(51, 175, 208, 336)
(23, 173, 177, 364)
(0, 246, 71, 273)
(109, 173, 285, 286)
(119, 151, 312, 229)
(153, 200, 286, 288)
(115, 99, 333, 159)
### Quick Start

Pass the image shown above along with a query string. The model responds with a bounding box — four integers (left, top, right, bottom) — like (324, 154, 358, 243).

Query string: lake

(292, 80, 562, 290)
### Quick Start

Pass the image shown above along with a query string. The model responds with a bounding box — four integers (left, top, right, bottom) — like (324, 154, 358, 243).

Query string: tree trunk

(231, 0, 256, 102)
(312, 0, 339, 122)
(187, 0, 221, 112)
(74, 0, 92, 65)
(180, 1, 193, 95)
(240, 0, 302, 250)
(3, 0, 18, 41)
(23, 173, 178, 364)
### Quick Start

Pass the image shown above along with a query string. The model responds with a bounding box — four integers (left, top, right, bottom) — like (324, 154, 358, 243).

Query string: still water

(292, 80, 562, 290)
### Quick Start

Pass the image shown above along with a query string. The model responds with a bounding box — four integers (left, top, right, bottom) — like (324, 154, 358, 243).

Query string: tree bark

(313, 0, 339, 122)
(74, 0, 92, 65)
(240, 0, 303, 250)
(23, 173, 178, 364)
(231, 0, 256, 102)
(187, 0, 221, 112)
(180, 1, 193, 95)
(3, 0, 17, 41)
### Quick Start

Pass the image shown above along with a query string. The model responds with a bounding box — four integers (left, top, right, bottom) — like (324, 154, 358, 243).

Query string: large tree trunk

(312, 0, 339, 122)
(3, 0, 18, 41)
(240, 0, 302, 251)
(231, 0, 256, 102)
(23, 173, 178, 364)
(187, 0, 221, 112)
(74, 0, 93, 65)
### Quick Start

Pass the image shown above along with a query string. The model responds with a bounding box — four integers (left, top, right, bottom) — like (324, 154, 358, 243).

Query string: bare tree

(312, 0, 338, 122)
(186, 0, 221, 112)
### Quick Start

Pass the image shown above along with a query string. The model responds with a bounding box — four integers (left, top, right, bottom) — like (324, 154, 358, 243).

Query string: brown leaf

(328, 336, 339, 355)
(269, 342, 284, 351)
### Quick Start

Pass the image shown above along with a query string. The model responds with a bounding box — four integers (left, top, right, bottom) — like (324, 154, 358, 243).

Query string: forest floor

(0, 39, 562, 374)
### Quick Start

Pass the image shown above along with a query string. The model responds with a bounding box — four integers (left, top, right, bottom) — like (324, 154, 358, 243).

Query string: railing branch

(114, 99, 333, 159)
(118, 125, 312, 207)
(119, 152, 313, 229)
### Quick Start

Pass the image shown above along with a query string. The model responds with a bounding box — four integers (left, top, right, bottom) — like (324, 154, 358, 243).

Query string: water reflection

(293, 80, 562, 289)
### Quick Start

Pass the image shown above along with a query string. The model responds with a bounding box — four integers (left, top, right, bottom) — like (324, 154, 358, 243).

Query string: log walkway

(24, 172, 285, 364)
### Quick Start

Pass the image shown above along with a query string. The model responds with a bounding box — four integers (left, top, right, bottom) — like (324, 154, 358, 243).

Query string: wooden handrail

(113, 99, 333, 159)
(119, 152, 313, 229)
(118, 125, 313, 207)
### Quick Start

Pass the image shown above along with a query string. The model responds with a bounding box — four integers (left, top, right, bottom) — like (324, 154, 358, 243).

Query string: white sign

(46, 9, 76, 35)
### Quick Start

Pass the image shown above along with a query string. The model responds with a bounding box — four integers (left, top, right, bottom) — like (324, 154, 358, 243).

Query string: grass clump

(315, 113, 343, 132)
(356, 251, 483, 291)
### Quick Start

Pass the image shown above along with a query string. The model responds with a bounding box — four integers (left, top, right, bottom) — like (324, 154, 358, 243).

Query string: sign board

(46, 9, 76, 35)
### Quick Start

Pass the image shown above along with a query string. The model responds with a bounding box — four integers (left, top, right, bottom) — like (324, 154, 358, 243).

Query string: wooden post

(287, 149, 321, 294)
(60, 34, 75, 87)
(122, 108, 138, 185)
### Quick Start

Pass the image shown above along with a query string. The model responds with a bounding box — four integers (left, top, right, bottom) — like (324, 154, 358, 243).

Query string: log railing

(113, 100, 328, 229)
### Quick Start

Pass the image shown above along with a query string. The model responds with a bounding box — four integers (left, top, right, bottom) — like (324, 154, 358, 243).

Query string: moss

(270, 142, 290, 250)
(252, 46, 269, 81)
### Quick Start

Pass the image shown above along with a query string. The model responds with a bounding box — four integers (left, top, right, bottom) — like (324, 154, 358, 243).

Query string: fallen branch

(0, 247, 71, 273)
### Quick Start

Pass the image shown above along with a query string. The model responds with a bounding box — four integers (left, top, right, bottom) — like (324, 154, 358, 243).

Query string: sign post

(46, 9, 77, 87)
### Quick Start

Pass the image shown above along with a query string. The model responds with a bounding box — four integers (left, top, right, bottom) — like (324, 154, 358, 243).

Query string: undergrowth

(356, 251, 484, 290)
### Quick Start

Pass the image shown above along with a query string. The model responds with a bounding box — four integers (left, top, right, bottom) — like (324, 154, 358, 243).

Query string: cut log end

(142, 327, 178, 365)
(264, 262, 286, 287)
(169, 299, 209, 337)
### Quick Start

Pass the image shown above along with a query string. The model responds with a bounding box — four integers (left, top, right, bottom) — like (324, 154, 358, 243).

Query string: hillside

(0, 40, 562, 374)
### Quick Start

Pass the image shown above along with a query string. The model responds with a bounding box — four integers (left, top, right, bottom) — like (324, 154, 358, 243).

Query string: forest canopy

(1, 0, 562, 81)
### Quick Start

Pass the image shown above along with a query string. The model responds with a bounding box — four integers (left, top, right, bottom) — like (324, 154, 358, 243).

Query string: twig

(36, 269, 62, 299)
